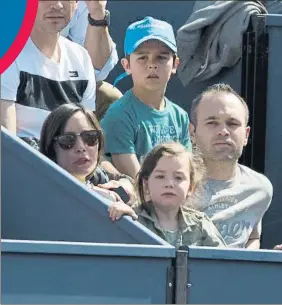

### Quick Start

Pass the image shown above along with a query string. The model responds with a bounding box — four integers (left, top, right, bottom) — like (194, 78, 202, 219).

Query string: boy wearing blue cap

(101, 17, 192, 178)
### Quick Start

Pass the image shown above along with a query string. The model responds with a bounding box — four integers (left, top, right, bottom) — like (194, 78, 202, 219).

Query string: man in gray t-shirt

(189, 83, 273, 249)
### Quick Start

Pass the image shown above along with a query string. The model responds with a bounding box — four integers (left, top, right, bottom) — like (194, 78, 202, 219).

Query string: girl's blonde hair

(136, 142, 205, 211)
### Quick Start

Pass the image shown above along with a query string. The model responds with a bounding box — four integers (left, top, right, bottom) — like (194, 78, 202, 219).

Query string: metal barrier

(2, 239, 175, 304)
(3, 240, 282, 304)
(183, 246, 282, 304)
(1, 128, 170, 246)
(1, 8, 282, 304)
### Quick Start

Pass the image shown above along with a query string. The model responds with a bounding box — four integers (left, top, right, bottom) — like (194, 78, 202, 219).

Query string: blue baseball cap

(114, 16, 177, 86)
(124, 16, 177, 55)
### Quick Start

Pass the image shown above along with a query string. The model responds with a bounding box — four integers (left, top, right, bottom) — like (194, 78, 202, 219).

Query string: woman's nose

(75, 136, 86, 152)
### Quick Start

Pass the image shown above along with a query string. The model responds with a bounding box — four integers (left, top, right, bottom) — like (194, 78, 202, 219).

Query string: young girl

(108, 142, 226, 248)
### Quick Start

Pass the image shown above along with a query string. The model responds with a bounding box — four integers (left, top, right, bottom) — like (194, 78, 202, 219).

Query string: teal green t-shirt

(101, 90, 192, 162)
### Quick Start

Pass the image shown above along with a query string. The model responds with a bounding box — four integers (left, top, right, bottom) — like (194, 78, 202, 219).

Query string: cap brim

(129, 35, 177, 55)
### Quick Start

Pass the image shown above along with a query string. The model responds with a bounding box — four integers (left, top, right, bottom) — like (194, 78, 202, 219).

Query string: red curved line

(0, 0, 38, 74)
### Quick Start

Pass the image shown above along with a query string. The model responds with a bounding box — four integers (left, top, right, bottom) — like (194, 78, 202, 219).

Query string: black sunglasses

(54, 130, 101, 150)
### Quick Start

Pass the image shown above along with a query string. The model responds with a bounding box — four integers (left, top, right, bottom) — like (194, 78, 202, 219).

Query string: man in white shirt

(189, 83, 273, 249)
(0, 1, 117, 146)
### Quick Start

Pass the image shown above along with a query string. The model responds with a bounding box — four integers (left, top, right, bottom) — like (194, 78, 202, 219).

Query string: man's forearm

(100, 160, 121, 176)
(245, 238, 260, 250)
(1, 100, 17, 134)
(84, 11, 112, 70)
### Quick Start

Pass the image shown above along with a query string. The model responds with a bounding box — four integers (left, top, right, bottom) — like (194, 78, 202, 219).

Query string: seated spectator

(61, 0, 118, 79)
(101, 17, 192, 179)
(108, 142, 226, 248)
(40, 104, 134, 204)
(189, 83, 273, 249)
(0, 1, 116, 149)
(95, 81, 123, 121)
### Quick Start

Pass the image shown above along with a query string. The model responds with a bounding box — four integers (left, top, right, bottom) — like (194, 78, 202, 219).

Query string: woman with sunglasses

(40, 104, 134, 203)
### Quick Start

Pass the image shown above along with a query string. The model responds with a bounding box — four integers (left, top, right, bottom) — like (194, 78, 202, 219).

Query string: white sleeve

(68, 2, 88, 46)
(80, 51, 96, 111)
(1, 61, 20, 102)
(94, 42, 119, 82)
(68, 2, 119, 81)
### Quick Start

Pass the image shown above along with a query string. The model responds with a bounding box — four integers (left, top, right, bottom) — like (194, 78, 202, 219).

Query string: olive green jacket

(133, 204, 226, 248)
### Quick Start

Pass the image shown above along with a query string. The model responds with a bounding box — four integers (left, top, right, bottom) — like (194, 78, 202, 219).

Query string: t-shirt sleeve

(1, 62, 20, 102)
(101, 107, 137, 155)
(67, 2, 86, 46)
(80, 51, 96, 111)
(67, 2, 118, 82)
(249, 220, 262, 239)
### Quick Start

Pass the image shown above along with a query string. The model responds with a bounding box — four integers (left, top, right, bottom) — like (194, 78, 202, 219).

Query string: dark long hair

(40, 104, 104, 164)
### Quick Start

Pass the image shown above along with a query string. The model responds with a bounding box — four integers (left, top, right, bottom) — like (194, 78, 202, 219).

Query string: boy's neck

(132, 86, 166, 110)
(154, 206, 179, 231)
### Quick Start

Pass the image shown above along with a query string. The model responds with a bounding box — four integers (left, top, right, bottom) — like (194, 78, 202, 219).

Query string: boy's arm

(101, 100, 140, 178)
(112, 153, 140, 179)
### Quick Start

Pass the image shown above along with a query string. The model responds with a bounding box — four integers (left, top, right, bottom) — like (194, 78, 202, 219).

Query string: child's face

(145, 155, 192, 211)
(121, 40, 177, 92)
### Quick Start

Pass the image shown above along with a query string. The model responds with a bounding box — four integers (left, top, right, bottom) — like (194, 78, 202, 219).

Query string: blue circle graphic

(0, 1, 27, 58)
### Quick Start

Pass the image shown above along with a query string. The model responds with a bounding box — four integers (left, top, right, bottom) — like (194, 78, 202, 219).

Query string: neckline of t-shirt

(129, 90, 171, 116)
(29, 37, 65, 67)
(207, 165, 242, 191)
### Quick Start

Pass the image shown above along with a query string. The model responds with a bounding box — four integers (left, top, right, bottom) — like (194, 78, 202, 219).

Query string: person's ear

(189, 123, 196, 145)
(171, 56, 179, 74)
(244, 126, 251, 146)
(121, 58, 131, 75)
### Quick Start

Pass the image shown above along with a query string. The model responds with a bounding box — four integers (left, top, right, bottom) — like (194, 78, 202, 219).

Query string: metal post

(241, 14, 269, 173)
(174, 249, 188, 304)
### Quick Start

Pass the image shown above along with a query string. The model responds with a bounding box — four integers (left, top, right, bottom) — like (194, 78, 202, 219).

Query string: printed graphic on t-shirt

(148, 124, 180, 147)
(203, 195, 251, 246)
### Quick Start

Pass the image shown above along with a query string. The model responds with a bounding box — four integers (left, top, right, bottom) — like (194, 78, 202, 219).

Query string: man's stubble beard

(195, 144, 242, 164)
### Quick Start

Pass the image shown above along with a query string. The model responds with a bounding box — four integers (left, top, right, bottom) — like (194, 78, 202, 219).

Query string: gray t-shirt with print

(192, 164, 273, 248)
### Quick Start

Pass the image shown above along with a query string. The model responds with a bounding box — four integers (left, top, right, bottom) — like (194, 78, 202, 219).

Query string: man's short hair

(190, 83, 249, 126)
